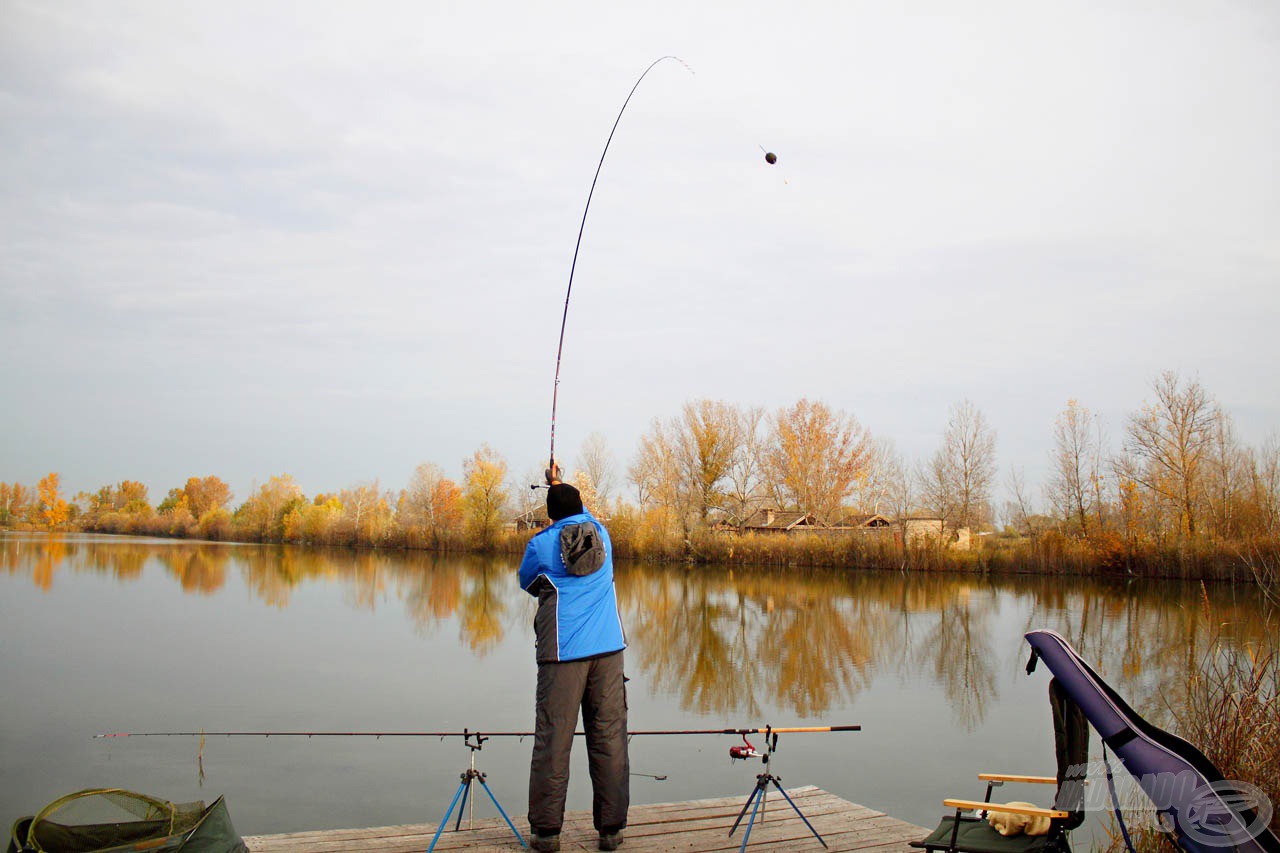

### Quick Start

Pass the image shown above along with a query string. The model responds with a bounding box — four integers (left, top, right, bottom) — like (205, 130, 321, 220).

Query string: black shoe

(599, 830, 624, 850)
(531, 833, 561, 852)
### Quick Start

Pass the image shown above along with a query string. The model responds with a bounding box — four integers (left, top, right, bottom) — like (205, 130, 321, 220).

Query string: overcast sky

(3, 1, 1278, 508)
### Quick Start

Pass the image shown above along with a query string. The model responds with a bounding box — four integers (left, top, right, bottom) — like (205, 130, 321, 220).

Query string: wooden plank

(243, 787, 927, 853)
(975, 773, 1056, 785)
(943, 799, 1068, 819)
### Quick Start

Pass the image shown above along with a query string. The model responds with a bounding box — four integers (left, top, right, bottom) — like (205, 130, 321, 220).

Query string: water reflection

(1, 534, 1271, 726)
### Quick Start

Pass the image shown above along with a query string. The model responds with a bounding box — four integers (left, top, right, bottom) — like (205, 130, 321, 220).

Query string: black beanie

(547, 483, 584, 521)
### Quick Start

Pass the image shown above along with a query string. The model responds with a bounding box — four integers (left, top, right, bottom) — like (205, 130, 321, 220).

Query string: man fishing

(518, 465, 629, 852)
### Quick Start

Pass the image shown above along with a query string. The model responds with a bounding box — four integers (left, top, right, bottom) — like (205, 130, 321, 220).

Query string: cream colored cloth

(987, 802, 1051, 837)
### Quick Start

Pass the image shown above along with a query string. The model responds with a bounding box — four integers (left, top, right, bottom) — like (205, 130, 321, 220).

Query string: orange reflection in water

(1, 533, 1272, 725)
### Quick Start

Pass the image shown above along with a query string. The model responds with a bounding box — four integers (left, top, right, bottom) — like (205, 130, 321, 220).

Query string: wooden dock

(243, 786, 925, 852)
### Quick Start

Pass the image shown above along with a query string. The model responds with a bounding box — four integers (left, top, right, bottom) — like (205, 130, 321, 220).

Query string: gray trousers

(528, 650, 629, 836)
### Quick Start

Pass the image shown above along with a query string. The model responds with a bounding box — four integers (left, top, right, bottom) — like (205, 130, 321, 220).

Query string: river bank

(15, 515, 1278, 586)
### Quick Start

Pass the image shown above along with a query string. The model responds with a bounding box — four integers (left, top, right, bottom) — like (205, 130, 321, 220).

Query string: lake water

(0, 532, 1269, 842)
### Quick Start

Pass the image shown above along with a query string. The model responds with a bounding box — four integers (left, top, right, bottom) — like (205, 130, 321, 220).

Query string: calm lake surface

(1, 533, 1270, 841)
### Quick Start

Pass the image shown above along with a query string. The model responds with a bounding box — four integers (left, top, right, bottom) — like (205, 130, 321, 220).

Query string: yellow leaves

(462, 444, 510, 546)
(37, 472, 69, 531)
(766, 398, 871, 519)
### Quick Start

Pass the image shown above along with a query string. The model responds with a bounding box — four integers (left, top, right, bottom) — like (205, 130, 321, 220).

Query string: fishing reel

(729, 734, 763, 763)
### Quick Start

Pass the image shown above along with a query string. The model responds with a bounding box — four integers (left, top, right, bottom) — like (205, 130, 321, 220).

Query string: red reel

(729, 735, 761, 761)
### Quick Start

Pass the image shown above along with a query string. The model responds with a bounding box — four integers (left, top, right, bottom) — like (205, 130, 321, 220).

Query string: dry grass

(1103, 600, 1279, 851)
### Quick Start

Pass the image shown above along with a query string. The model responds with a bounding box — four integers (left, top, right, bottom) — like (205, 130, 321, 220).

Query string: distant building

(897, 516, 945, 545)
(739, 507, 825, 533)
(828, 513, 893, 531)
(511, 506, 550, 532)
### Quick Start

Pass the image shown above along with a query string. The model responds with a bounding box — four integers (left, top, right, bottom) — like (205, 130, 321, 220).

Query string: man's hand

(545, 462, 563, 485)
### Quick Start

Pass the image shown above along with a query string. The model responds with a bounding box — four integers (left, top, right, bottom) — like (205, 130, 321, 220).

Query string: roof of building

(739, 508, 824, 530)
(830, 513, 892, 528)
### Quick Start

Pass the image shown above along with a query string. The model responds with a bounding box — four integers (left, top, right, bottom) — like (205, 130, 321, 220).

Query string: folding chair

(912, 678, 1088, 853)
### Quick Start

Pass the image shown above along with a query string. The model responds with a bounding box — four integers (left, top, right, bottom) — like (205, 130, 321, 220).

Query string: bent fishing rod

(96, 725, 859, 739)
(543, 55, 693, 481)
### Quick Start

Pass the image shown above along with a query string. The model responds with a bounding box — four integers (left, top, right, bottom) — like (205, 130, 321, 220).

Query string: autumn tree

(462, 445, 510, 547)
(0, 482, 32, 526)
(1123, 372, 1216, 537)
(117, 481, 152, 514)
(765, 399, 871, 520)
(629, 419, 680, 510)
(183, 476, 232, 518)
(675, 400, 743, 522)
(919, 400, 997, 530)
(571, 468, 602, 514)
(339, 481, 393, 545)
(37, 472, 69, 530)
(628, 399, 746, 529)
(236, 474, 305, 541)
(402, 462, 463, 545)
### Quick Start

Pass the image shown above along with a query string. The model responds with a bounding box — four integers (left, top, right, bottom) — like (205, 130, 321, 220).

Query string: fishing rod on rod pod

(96, 725, 860, 740)
(96, 725, 860, 786)
(533, 55, 694, 491)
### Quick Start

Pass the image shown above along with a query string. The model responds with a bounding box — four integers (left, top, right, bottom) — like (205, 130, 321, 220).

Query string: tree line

(3, 372, 1277, 580)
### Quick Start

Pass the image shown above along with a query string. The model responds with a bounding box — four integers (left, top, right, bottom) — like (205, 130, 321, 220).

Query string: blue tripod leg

(729, 781, 764, 836)
(768, 779, 828, 849)
(478, 778, 529, 848)
(737, 786, 766, 853)
(453, 777, 472, 831)
(426, 780, 468, 853)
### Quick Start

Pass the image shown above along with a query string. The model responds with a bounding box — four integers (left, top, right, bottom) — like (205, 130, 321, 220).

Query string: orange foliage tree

(402, 462, 462, 546)
(765, 399, 871, 520)
(37, 472, 70, 530)
(184, 476, 232, 518)
(462, 445, 509, 547)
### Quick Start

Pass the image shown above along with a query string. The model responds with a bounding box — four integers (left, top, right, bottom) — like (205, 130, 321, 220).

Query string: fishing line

(546, 55, 694, 475)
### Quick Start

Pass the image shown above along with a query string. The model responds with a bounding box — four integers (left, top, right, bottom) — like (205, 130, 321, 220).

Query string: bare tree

(1006, 468, 1040, 536)
(1247, 434, 1280, 536)
(1204, 410, 1246, 538)
(514, 465, 546, 517)
(920, 400, 997, 530)
(575, 431, 616, 507)
(1046, 400, 1101, 536)
(882, 447, 915, 523)
(725, 405, 766, 523)
(852, 436, 901, 515)
(916, 451, 957, 528)
(1124, 371, 1216, 537)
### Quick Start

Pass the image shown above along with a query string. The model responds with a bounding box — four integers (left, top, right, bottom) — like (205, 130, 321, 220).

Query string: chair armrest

(977, 774, 1057, 785)
(943, 799, 1069, 819)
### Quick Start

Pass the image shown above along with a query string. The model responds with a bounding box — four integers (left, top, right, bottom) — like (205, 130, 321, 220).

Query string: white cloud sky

(2, 0, 1277, 509)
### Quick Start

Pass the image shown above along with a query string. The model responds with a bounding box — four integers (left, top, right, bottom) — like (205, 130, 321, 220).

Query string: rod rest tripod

(426, 730, 528, 852)
(728, 727, 828, 852)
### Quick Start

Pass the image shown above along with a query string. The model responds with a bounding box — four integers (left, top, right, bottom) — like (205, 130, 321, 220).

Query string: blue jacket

(518, 511, 626, 663)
